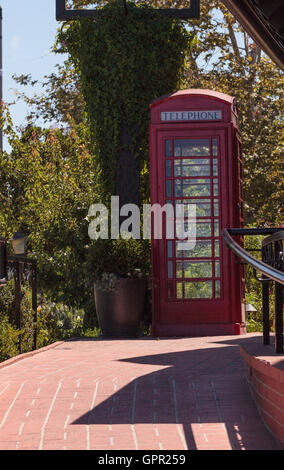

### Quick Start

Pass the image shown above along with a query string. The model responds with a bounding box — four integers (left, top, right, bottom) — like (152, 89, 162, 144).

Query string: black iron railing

(222, 227, 284, 353)
(0, 242, 38, 353)
(6, 256, 38, 353)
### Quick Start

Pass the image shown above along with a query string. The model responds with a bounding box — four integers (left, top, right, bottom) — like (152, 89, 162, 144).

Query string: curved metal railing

(222, 228, 284, 285)
(222, 227, 284, 353)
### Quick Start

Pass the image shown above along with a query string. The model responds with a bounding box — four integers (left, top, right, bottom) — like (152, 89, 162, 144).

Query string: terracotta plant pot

(94, 278, 146, 337)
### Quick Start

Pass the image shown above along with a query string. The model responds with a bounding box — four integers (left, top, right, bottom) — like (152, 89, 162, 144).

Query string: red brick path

(0, 334, 279, 450)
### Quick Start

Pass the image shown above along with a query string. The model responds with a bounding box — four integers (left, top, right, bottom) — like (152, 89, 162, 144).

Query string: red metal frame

(150, 90, 246, 337)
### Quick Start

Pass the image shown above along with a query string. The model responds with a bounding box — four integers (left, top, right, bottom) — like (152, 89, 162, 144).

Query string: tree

(183, 1, 283, 225)
(12, 61, 85, 125)
(58, 1, 191, 209)
(0, 107, 100, 324)
(12, 0, 283, 225)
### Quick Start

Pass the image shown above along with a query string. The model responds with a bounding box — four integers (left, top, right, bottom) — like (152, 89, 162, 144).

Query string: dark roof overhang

(221, 0, 284, 70)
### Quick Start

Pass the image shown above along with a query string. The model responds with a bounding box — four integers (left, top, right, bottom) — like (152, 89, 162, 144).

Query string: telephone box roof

(150, 89, 235, 109)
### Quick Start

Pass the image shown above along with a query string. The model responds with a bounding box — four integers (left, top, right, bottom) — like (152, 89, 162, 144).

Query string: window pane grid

(164, 137, 222, 300)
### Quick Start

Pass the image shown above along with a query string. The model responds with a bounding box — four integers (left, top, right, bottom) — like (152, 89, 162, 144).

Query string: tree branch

(225, 16, 241, 61)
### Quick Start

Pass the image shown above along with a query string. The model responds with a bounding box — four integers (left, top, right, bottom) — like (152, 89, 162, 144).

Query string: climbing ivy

(57, 0, 192, 205)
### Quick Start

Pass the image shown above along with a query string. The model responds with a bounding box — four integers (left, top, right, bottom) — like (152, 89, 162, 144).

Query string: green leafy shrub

(86, 237, 151, 284)
(0, 107, 100, 328)
(244, 232, 275, 332)
(38, 299, 85, 340)
(87, 237, 152, 327)
(0, 315, 20, 362)
(0, 281, 35, 353)
(0, 280, 87, 361)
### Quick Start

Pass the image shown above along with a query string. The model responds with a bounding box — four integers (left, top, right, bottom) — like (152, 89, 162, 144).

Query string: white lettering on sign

(161, 110, 222, 121)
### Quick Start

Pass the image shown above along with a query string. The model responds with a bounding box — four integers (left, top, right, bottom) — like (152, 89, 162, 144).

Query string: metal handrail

(262, 230, 284, 247)
(222, 228, 284, 285)
(223, 226, 284, 353)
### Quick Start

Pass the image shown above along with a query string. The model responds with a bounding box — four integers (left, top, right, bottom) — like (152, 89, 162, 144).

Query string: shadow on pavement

(72, 334, 279, 449)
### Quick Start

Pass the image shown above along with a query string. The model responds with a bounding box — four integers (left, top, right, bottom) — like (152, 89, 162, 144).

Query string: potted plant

(86, 237, 151, 337)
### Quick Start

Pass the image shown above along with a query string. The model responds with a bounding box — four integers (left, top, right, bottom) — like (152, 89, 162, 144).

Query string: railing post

(262, 278, 270, 345)
(274, 281, 283, 354)
(14, 260, 22, 354)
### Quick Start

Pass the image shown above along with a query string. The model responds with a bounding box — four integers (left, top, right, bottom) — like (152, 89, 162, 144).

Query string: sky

(2, 0, 68, 150)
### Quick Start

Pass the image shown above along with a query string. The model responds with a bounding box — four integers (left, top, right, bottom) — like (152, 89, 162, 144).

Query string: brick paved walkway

(0, 334, 279, 450)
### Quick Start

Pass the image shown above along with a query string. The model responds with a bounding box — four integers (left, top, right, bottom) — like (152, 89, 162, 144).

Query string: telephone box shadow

(72, 335, 277, 450)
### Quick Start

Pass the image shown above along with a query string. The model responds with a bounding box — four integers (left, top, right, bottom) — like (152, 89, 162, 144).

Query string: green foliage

(58, 0, 192, 200)
(0, 280, 89, 362)
(12, 1, 283, 223)
(244, 233, 275, 332)
(183, 1, 284, 225)
(0, 315, 20, 362)
(87, 236, 152, 327)
(12, 62, 85, 125)
(37, 298, 85, 340)
(0, 106, 99, 323)
(87, 237, 151, 285)
(1, 0, 282, 345)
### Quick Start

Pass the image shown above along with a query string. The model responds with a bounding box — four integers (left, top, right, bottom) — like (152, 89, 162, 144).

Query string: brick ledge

(240, 342, 284, 449)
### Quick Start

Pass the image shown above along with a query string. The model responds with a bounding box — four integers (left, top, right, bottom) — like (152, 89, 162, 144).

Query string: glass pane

(179, 220, 211, 238)
(214, 240, 220, 257)
(166, 203, 174, 219)
(212, 138, 218, 156)
(176, 240, 212, 258)
(175, 220, 196, 240)
(167, 241, 173, 258)
(175, 179, 211, 197)
(215, 280, 221, 298)
(213, 159, 218, 176)
(213, 179, 219, 196)
(176, 199, 211, 217)
(177, 282, 183, 299)
(165, 140, 171, 157)
(174, 139, 210, 157)
(166, 180, 172, 197)
(174, 159, 210, 177)
(176, 261, 212, 279)
(166, 160, 172, 177)
(196, 220, 212, 237)
(214, 201, 219, 217)
(215, 261, 220, 277)
(168, 261, 173, 278)
(184, 281, 213, 299)
(214, 221, 219, 237)
(192, 199, 211, 218)
(175, 199, 201, 217)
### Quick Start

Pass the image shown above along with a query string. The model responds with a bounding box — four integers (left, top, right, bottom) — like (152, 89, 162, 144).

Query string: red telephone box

(150, 89, 246, 337)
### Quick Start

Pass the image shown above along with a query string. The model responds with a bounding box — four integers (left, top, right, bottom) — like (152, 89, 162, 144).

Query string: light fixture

(11, 232, 27, 257)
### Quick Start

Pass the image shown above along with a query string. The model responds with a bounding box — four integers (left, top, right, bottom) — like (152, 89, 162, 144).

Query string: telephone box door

(153, 129, 232, 333)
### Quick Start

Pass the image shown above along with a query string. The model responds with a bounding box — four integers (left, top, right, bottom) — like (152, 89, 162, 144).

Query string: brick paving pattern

(0, 334, 279, 450)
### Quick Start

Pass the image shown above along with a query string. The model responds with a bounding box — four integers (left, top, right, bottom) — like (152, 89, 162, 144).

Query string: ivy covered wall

(59, 0, 192, 207)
